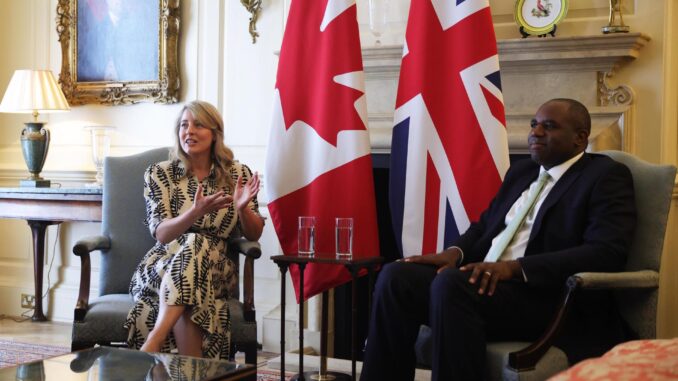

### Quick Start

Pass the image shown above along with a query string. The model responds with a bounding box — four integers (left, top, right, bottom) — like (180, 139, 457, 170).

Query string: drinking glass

(369, 0, 388, 46)
(298, 216, 316, 256)
(84, 126, 115, 188)
(335, 217, 353, 259)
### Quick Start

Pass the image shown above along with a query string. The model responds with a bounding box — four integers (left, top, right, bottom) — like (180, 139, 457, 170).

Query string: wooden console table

(0, 187, 102, 321)
(271, 253, 383, 381)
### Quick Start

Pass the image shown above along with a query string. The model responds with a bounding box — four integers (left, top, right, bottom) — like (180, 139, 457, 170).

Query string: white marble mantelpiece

(497, 33, 649, 74)
(363, 33, 650, 74)
(363, 33, 649, 154)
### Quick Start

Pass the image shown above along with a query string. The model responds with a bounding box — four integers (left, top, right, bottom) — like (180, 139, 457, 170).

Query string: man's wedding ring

(484, 271, 492, 277)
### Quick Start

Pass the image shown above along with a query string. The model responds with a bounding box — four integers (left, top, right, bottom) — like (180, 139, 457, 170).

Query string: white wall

(223, 0, 296, 349)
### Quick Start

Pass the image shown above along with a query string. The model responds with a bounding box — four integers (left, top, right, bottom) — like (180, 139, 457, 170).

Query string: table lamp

(0, 69, 70, 187)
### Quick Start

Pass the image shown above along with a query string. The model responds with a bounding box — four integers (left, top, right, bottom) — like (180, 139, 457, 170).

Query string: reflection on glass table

(3, 346, 255, 381)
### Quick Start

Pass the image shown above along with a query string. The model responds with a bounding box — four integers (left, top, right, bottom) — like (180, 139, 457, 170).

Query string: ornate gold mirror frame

(56, 0, 180, 106)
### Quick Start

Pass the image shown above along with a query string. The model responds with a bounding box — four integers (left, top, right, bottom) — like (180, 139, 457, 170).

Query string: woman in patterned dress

(124, 100, 264, 358)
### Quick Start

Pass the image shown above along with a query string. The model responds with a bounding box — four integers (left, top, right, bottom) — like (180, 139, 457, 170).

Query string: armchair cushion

(72, 294, 133, 345)
(415, 326, 569, 381)
(228, 298, 256, 346)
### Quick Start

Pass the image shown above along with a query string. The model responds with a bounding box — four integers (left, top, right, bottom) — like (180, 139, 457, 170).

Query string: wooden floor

(0, 316, 72, 347)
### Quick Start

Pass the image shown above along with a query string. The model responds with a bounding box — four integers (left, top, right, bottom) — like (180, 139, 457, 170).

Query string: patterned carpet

(253, 351, 294, 380)
(0, 340, 70, 368)
(257, 368, 294, 380)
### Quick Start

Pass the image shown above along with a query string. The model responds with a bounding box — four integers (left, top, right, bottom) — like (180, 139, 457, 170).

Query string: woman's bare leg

(173, 309, 203, 357)
(141, 276, 184, 353)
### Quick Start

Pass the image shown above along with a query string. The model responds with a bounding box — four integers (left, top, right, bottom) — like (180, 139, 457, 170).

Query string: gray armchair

(70, 148, 261, 364)
(415, 150, 676, 380)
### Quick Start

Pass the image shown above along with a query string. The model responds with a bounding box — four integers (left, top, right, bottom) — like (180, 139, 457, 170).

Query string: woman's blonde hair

(172, 100, 234, 188)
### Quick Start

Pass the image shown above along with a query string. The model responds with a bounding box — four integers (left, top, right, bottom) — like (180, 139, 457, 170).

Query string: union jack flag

(390, 0, 509, 257)
(265, 0, 380, 301)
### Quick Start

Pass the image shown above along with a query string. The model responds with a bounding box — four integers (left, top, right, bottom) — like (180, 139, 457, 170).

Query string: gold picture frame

(56, 0, 180, 106)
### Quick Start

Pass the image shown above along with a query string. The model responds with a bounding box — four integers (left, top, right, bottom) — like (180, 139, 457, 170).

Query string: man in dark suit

(360, 98, 637, 381)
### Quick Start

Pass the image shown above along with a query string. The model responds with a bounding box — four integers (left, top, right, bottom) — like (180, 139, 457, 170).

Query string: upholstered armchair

(70, 148, 261, 364)
(415, 150, 676, 380)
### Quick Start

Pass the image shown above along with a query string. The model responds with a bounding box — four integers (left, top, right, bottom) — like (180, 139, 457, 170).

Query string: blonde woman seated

(124, 100, 264, 359)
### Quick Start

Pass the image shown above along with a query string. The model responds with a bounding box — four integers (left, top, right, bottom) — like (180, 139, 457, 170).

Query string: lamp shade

(0, 69, 70, 114)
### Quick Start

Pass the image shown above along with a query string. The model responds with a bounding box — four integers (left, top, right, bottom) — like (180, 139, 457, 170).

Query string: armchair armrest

(72, 235, 111, 322)
(507, 276, 578, 371)
(228, 238, 261, 322)
(507, 270, 659, 371)
(571, 270, 659, 289)
(229, 237, 262, 259)
(73, 235, 111, 256)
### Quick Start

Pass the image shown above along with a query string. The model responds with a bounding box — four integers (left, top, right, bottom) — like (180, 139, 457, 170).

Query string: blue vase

(20, 122, 51, 187)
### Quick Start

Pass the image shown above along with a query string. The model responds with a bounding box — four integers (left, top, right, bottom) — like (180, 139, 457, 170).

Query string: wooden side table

(271, 253, 383, 381)
(0, 187, 102, 321)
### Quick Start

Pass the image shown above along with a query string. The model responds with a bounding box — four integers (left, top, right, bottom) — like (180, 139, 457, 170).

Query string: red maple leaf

(276, 0, 366, 147)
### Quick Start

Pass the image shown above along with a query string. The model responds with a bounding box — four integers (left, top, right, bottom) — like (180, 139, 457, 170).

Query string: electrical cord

(42, 224, 60, 300)
(0, 313, 31, 322)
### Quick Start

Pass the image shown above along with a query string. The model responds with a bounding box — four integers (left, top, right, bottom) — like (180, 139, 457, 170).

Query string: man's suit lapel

(529, 154, 590, 241)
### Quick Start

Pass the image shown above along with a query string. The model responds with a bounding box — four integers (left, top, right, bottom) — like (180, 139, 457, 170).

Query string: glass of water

(84, 125, 115, 188)
(335, 217, 353, 259)
(298, 216, 316, 256)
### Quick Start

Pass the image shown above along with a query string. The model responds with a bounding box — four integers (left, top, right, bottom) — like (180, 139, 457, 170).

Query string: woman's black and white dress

(124, 159, 261, 359)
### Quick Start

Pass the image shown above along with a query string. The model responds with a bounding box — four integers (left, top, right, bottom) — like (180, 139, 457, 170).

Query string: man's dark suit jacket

(455, 153, 637, 362)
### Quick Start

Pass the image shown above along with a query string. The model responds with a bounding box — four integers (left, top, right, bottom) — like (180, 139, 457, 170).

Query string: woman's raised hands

(233, 172, 260, 211)
(193, 183, 233, 215)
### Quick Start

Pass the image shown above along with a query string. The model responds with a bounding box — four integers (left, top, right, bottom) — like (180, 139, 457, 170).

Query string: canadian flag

(265, 0, 380, 301)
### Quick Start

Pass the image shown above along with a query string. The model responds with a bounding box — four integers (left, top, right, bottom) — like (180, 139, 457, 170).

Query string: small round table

(271, 253, 383, 381)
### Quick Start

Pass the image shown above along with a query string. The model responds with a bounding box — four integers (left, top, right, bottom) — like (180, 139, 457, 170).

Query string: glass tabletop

(1, 347, 255, 381)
